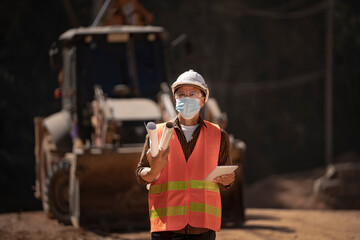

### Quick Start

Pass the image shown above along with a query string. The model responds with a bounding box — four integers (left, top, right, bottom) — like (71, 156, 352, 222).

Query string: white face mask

(175, 97, 200, 119)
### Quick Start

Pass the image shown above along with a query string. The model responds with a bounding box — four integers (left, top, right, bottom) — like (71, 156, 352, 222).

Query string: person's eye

(189, 91, 199, 98)
(178, 93, 185, 98)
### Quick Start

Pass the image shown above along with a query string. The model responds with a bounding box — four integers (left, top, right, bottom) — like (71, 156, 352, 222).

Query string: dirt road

(1, 168, 359, 239)
(0, 208, 359, 240)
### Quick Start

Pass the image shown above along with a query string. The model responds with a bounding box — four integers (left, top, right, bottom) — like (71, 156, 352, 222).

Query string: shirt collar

(173, 115, 207, 129)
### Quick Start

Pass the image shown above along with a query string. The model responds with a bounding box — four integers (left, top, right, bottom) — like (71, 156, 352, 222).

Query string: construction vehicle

(33, 2, 246, 231)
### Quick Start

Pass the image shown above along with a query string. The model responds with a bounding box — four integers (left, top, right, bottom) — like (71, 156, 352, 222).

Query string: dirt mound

(244, 167, 330, 209)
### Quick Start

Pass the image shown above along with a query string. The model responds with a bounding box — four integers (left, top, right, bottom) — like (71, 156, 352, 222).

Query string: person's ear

(199, 97, 205, 107)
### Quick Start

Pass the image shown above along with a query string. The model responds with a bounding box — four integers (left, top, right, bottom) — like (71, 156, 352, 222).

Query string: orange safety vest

(148, 121, 222, 232)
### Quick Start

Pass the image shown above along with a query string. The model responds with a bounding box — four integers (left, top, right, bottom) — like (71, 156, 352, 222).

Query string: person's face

(174, 85, 205, 108)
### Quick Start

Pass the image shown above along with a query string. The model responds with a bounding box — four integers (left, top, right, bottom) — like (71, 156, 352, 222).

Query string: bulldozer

(33, 3, 246, 231)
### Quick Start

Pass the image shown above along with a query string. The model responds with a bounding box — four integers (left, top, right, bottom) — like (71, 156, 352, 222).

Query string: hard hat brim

(171, 82, 209, 102)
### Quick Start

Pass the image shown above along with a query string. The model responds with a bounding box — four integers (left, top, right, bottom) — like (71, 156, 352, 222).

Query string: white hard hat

(171, 69, 209, 102)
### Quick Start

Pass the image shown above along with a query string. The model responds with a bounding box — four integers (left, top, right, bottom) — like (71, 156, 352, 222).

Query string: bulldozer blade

(75, 147, 149, 230)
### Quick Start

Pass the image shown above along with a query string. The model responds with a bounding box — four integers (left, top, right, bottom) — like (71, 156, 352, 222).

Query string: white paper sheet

(204, 165, 238, 182)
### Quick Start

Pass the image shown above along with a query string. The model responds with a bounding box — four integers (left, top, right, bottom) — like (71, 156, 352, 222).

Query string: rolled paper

(146, 122, 159, 157)
(159, 121, 174, 150)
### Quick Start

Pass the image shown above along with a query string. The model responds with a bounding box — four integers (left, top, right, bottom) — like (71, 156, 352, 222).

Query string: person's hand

(145, 147, 170, 179)
(214, 172, 235, 186)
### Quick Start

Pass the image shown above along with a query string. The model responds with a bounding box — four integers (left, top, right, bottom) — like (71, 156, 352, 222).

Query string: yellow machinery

(33, 24, 246, 230)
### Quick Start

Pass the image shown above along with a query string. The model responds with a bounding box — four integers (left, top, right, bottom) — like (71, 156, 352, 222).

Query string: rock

(314, 162, 360, 209)
(325, 162, 360, 180)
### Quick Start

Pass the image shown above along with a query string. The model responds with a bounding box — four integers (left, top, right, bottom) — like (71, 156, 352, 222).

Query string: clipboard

(204, 165, 238, 182)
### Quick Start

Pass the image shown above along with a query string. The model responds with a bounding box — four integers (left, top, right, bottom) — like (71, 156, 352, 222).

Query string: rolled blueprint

(146, 122, 159, 157)
(159, 121, 174, 150)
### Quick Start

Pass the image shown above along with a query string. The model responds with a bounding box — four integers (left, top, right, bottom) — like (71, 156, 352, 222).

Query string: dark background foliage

(0, 0, 359, 213)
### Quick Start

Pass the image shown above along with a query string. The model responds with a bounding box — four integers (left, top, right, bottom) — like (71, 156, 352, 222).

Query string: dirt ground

(0, 209, 359, 240)
(1, 167, 359, 240)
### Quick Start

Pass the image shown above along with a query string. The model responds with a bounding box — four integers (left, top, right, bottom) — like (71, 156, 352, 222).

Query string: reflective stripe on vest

(149, 202, 221, 219)
(149, 181, 188, 194)
(149, 180, 220, 195)
(150, 205, 188, 219)
(189, 202, 221, 218)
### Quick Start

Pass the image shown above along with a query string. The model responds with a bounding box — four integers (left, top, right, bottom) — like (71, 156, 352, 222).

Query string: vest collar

(173, 116, 208, 131)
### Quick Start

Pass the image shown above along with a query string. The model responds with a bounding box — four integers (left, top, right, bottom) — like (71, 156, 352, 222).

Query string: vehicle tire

(46, 160, 71, 225)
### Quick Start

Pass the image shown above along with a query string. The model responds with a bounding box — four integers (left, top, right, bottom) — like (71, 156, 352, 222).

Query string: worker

(135, 70, 235, 240)
(106, 0, 153, 26)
